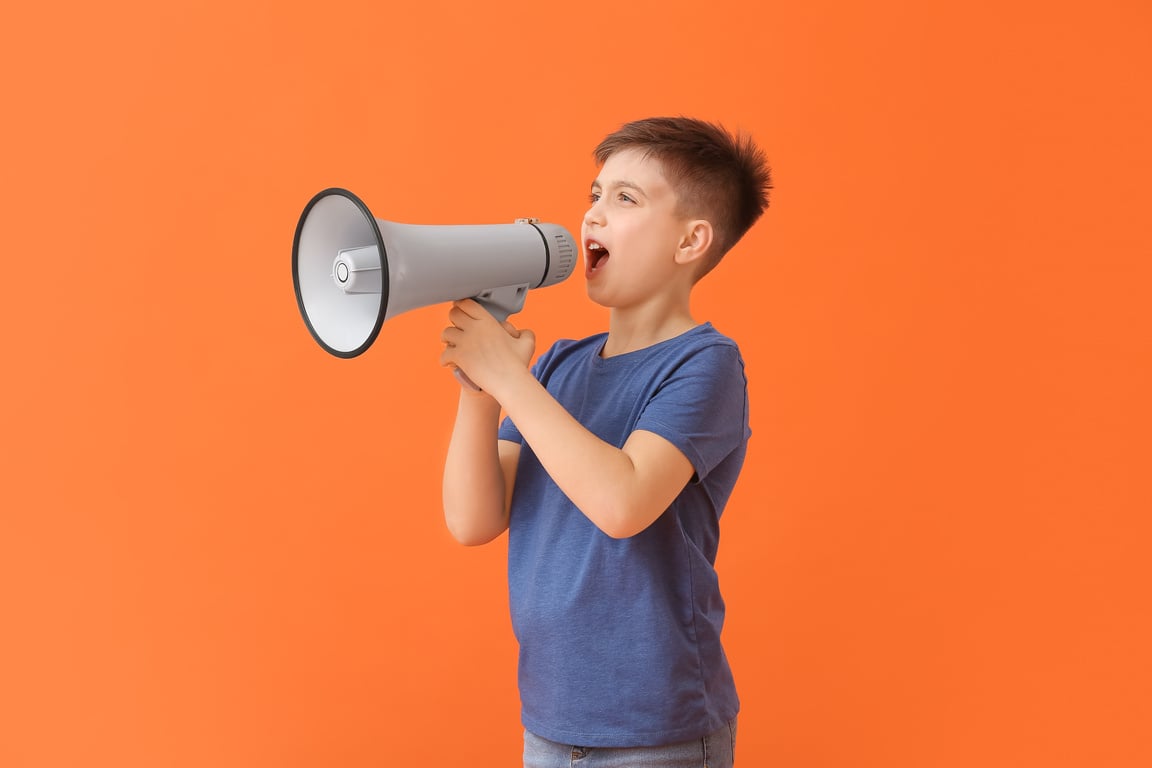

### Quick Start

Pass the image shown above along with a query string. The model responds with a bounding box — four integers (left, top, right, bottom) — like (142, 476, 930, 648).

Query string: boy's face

(582, 148, 691, 310)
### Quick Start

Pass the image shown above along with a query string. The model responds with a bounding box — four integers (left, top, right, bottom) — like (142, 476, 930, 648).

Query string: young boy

(440, 116, 771, 767)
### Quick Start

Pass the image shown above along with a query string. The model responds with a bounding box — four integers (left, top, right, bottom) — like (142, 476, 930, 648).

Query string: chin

(584, 283, 613, 309)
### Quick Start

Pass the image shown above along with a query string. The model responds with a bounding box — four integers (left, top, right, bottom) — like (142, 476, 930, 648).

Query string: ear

(674, 220, 714, 267)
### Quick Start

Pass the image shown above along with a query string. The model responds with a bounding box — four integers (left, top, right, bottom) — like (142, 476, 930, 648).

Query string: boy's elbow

(450, 527, 500, 547)
(444, 512, 507, 547)
(599, 523, 641, 540)
(590, 500, 659, 540)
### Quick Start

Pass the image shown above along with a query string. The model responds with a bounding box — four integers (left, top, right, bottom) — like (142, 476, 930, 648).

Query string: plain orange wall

(1, 1, 1149, 766)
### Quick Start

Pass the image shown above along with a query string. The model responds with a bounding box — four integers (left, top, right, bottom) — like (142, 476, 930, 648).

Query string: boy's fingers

(453, 299, 484, 319)
(447, 306, 468, 327)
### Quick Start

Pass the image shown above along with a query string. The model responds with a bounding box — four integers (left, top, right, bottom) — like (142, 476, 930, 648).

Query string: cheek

(614, 217, 647, 247)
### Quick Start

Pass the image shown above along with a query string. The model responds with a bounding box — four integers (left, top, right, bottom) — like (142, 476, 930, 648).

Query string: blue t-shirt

(497, 322, 749, 747)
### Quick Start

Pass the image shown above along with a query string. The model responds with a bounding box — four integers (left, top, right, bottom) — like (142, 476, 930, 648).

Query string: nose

(583, 198, 605, 228)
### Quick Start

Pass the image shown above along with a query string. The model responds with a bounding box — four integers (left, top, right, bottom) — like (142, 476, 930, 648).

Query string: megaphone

(292, 188, 577, 364)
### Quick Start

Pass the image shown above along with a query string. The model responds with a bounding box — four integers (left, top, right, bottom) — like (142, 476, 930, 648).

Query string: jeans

(523, 718, 737, 768)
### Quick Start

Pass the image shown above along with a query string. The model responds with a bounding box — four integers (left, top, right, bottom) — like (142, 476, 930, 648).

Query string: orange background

(1, 1, 1149, 766)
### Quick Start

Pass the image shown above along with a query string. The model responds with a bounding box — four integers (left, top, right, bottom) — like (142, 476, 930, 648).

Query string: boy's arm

(442, 389, 521, 546)
(500, 376, 694, 538)
(441, 301, 695, 540)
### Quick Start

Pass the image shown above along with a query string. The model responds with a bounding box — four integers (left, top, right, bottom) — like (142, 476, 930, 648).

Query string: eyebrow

(591, 179, 649, 198)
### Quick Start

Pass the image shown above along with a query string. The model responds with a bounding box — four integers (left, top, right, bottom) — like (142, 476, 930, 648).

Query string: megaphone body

(292, 188, 577, 361)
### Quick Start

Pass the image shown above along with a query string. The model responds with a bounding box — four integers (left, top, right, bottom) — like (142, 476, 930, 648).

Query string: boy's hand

(440, 300, 536, 397)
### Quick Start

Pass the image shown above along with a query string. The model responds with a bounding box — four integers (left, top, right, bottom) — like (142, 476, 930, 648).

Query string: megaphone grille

(292, 189, 388, 358)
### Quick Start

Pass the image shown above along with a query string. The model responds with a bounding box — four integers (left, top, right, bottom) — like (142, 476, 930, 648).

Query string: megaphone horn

(292, 187, 577, 359)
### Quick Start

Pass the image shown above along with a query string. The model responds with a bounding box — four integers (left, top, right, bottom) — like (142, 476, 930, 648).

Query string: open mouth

(586, 240, 610, 274)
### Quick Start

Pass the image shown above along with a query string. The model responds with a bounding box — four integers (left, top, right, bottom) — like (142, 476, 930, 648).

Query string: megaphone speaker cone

(292, 188, 388, 358)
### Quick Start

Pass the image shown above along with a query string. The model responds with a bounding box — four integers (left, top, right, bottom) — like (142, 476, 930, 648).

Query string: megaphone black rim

(291, 187, 390, 358)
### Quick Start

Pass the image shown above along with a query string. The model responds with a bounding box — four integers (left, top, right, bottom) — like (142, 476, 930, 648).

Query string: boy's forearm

(491, 369, 682, 539)
(442, 392, 509, 545)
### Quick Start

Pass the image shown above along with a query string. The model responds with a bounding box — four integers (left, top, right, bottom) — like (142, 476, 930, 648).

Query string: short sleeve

(634, 342, 750, 483)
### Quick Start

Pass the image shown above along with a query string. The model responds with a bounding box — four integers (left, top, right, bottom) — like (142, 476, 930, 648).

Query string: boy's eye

(588, 190, 636, 205)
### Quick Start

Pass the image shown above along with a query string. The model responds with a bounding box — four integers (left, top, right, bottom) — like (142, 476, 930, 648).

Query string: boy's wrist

(458, 383, 501, 410)
(488, 364, 536, 407)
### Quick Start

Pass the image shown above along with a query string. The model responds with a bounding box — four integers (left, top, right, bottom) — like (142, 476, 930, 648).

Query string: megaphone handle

(453, 367, 482, 392)
(452, 293, 523, 392)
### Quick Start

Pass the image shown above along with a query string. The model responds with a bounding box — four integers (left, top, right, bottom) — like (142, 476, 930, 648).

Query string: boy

(440, 117, 771, 767)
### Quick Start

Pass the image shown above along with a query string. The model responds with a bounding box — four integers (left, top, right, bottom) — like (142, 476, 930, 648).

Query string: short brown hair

(594, 116, 772, 275)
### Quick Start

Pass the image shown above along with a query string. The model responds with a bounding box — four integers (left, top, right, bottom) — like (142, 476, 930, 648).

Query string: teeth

(588, 243, 602, 250)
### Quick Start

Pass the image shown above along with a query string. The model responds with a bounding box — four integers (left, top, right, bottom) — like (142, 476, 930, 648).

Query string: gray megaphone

(292, 188, 577, 386)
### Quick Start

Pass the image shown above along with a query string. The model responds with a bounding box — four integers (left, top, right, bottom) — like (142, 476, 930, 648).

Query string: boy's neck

(602, 300, 698, 358)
